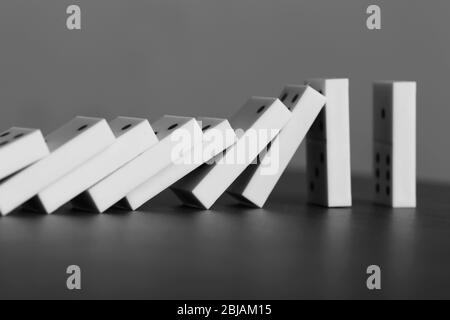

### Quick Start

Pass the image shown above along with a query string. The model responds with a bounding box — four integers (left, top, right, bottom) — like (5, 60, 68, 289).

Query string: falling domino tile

(27, 117, 157, 214)
(305, 78, 352, 207)
(72, 115, 202, 213)
(171, 97, 292, 210)
(373, 81, 416, 208)
(0, 128, 49, 181)
(121, 117, 236, 210)
(228, 85, 326, 208)
(0, 117, 115, 216)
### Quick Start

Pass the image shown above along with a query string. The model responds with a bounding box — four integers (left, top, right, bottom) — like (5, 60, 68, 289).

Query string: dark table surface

(1, 170, 449, 300)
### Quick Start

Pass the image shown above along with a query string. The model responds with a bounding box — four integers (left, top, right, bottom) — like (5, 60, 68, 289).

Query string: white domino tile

(30, 117, 157, 214)
(228, 85, 326, 208)
(122, 117, 236, 210)
(0, 117, 114, 216)
(72, 115, 202, 213)
(373, 81, 416, 208)
(305, 78, 352, 207)
(0, 128, 49, 181)
(171, 97, 292, 210)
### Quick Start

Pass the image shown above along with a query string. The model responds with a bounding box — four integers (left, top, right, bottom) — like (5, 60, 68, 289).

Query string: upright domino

(171, 97, 292, 210)
(305, 78, 352, 207)
(0, 128, 49, 181)
(0, 117, 114, 216)
(28, 117, 157, 214)
(228, 85, 326, 207)
(373, 81, 416, 208)
(72, 116, 202, 213)
(121, 118, 236, 210)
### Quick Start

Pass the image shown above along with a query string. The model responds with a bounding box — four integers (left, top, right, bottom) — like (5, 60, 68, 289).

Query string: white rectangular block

(0, 117, 114, 216)
(373, 81, 416, 208)
(72, 116, 202, 213)
(122, 118, 236, 210)
(30, 117, 157, 214)
(171, 97, 292, 209)
(228, 85, 325, 208)
(305, 78, 352, 207)
(0, 128, 49, 181)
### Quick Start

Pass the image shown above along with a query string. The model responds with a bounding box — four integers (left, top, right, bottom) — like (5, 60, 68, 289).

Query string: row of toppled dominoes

(0, 78, 416, 216)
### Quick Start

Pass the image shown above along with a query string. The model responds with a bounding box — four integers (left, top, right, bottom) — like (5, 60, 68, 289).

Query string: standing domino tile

(305, 78, 352, 207)
(0, 128, 49, 181)
(373, 81, 416, 208)
(228, 85, 326, 208)
(171, 97, 292, 210)
(0, 117, 114, 216)
(72, 116, 202, 213)
(29, 117, 157, 214)
(122, 118, 236, 210)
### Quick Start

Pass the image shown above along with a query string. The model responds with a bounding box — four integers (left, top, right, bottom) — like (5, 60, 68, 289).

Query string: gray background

(0, 0, 447, 182)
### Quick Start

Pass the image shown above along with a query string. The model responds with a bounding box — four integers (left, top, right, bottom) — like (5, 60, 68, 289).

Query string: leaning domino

(305, 78, 352, 207)
(72, 116, 202, 213)
(29, 117, 157, 214)
(0, 128, 49, 181)
(373, 81, 416, 208)
(122, 118, 236, 210)
(171, 97, 292, 210)
(228, 85, 326, 208)
(0, 117, 114, 216)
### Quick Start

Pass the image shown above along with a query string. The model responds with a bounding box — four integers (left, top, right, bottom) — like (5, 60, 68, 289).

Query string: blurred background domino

(373, 81, 416, 208)
(0, 128, 49, 181)
(0, 117, 114, 216)
(28, 117, 157, 214)
(122, 117, 236, 210)
(72, 115, 202, 213)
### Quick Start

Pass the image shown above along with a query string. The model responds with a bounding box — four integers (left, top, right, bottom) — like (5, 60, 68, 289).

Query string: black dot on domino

(77, 125, 88, 132)
(121, 124, 132, 131)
